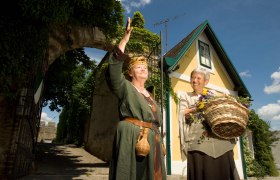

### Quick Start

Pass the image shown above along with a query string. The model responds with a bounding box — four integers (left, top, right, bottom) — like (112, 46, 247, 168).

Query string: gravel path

(19, 142, 280, 180)
(20, 143, 109, 180)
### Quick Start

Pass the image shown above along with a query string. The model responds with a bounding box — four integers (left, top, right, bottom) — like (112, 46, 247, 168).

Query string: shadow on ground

(20, 143, 109, 180)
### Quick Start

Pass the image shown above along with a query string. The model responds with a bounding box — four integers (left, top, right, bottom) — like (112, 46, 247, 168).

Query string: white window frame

(198, 40, 212, 69)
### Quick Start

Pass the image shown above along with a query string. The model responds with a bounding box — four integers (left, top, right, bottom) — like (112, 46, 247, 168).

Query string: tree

(0, 0, 124, 96)
(0, 1, 124, 176)
(42, 48, 93, 112)
(57, 65, 97, 145)
(131, 11, 145, 28)
(243, 135, 265, 177)
(246, 110, 279, 177)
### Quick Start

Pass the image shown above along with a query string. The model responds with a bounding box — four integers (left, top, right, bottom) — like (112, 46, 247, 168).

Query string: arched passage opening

(1, 21, 162, 179)
(0, 26, 116, 178)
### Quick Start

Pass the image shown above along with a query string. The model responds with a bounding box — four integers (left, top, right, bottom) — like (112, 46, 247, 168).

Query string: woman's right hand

(183, 107, 196, 116)
(118, 17, 133, 53)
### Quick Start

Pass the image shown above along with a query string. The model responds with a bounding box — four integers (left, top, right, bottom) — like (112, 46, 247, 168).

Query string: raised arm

(118, 17, 133, 53)
(108, 17, 133, 98)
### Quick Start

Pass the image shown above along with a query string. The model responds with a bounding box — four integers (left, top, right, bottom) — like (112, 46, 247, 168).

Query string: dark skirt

(187, 150, 240, 180)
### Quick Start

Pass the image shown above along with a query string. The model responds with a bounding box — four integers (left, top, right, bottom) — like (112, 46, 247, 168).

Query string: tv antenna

(154, 13, 186, 53)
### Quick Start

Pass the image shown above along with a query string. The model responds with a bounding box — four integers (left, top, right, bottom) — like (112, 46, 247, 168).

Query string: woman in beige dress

(178, 68, 240, 180)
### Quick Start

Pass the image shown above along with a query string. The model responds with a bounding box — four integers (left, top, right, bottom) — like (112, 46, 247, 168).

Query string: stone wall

(0, 96, 18, 177)
(37, 121, 57, 143)
(0, 92, 42, 178)
(84, 55, 119, 162)
(272, 131, 280, 170)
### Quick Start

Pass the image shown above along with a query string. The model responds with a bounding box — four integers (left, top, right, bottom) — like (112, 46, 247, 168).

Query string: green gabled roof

(164, 20, 207, 68)
(164, 20, 251, 97)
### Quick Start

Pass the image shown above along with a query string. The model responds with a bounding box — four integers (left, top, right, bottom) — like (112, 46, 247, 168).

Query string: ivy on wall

(245, 110, 279, 177)
(0, 0, 124, 97)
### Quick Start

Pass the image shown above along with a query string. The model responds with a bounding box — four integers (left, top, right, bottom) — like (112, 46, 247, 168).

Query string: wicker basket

(202, 97, 250, 139)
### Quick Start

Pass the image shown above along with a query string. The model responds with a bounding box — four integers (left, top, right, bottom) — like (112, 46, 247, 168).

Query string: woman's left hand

(118, 17, 133, 53)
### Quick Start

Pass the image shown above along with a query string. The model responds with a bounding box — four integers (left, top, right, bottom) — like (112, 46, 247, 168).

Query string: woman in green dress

(108, 17, 166, 180)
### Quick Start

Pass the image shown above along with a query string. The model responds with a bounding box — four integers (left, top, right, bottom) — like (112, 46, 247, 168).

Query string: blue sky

(42, 0, 280, 130)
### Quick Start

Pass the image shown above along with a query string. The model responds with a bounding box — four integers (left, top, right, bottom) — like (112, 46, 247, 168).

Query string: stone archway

(47, 25, 118, 162)
(0, 25, 116, 178)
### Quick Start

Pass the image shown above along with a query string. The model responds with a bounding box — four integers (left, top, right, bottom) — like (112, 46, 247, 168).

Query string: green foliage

(243, 136, 266, 177)
(109, 12, 160, 54)
(126, 12, 169, 107)
(245, 110, 279, 177)
(146, 69, 177, 107)
(146, 65, 162, 101)
(0, 0, 123, 96)
(112, 26, 160, 55)
(235, 96, 251, 108)
(52, 11, 164, 147)
(43, 47, 97, 146)
(0, 17, 48, 96)
(55, 108, 69, 143)
(55, 63, 97, 146)
(128, 27, 160, 54)
(97, 12, 166, 105)
(42, 48, 94, 112)
(19, 0, 124, 36)
(131, 11, 145, 28)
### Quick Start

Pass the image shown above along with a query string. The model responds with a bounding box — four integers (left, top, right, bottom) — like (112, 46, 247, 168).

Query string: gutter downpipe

(160, 31, 172, 175)
(240, 136, 248, 179)
(166, 74, 172, 175)
(160, 31, 164, 138)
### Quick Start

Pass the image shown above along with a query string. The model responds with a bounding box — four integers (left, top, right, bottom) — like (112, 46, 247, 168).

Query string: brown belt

(124, 117, 163, 180)
(124, 117, 160, 134)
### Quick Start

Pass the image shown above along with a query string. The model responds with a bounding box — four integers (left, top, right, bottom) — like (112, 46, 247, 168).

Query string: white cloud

(41, 112, 52, 121)
(120, 0, 152, 13)
(131, 0, 151, 8)
(239, 70, 251, 77)
(41, 112, 56, 125)
(264, 67, 280, 94)
(272, 114, 280, 121)
(257, 101, 280, 122)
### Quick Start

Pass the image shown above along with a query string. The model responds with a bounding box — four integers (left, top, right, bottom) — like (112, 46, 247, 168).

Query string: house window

(198, 40, 212, 69)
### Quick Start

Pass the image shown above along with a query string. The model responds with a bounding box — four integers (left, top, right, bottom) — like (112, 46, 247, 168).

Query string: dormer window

(198, 40, 212, 69)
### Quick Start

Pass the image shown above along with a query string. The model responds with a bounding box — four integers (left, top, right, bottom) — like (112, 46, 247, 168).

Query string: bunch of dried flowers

(185, 88, 251, 124)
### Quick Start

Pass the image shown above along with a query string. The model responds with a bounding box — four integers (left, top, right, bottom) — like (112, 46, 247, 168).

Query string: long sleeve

(177, 91, 190, 161)
(177, 90, 236, 159)
(108, 48, 129, 99)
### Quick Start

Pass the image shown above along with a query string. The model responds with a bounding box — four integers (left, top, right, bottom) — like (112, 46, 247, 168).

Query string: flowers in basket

(184, 88, 214, 124)
(196, 88, 216, 110)
(197, 88, 251, 110)
(185, 88, 251, 124)
(185, 88, 251, 139)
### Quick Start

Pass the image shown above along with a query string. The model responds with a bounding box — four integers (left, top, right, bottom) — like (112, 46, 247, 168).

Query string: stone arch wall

(83, 59, 119, 161)
(0, 26, 114, 178)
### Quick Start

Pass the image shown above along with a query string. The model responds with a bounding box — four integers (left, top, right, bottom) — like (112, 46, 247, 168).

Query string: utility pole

(154, 14, 185, 174)
(154, 19, 169, 53)
(154, 13, 186, 53)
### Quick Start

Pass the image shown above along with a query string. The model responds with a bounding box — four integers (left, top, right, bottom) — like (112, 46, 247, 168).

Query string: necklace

(132, 84, 150, 97)
(132, 83, 156, 112)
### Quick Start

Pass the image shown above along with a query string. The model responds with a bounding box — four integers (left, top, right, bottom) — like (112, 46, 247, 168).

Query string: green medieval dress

(108, 50, 167, 180)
